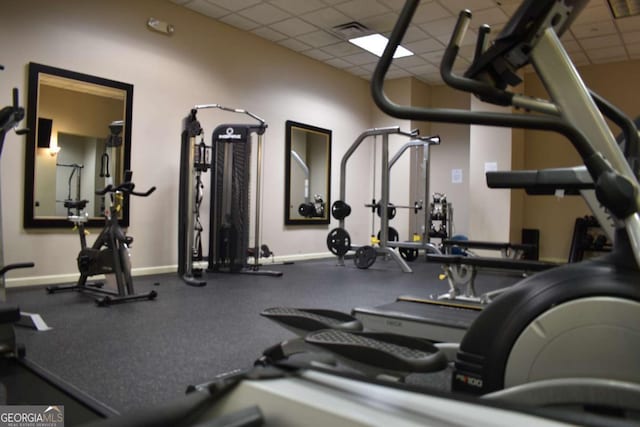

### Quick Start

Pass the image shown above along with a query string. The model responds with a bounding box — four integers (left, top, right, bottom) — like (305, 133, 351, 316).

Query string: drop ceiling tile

(360, 12, 401, 33)
(335, 0, 391, 20)
(268, 0, 326, 15)
(579, 33, 622, 50)
(303, 49, 335, 61)
(436, 28, 478, 47)
(561, 39, 582, 53)
(251, 26, 288, 41)
(570, 20, 617, 39)
(586, 45, 627, 61)
(626, 42, 640, 56)
(457, 44, 477, 61)
(393, 55, 431, 68)
(440, 0, 497, 14)
(386, 68, 412, 79)
(327, 57, 355, 68)
(469, 7, 509, 28)
(616, 14, 640, 32)
(421, 49, 446, 65)
(379, 0, 409, 10)
(342, 51, 379, 65)
(573, 5, 612, 25)
(300, 7, 351, 28)
(419, 17, 458, 37)
(297, 30, 342, 47)
(321, 41, 362, 56)
(418, 72, 443, 84)
(622, 31, 640, 44)
(411, 2, 453, 24)
(402, 26, 430, 43)
(270, 17, 317, 36)
(404, 38, 446, 54)
(185, 0, 230, 18)
(219, 14, 261, 30)
(498, 3, 522, 18)
(239, 3, 291, 25)
(591, 54, 628, 64)
(569, 51, 590, 66)
(406, 63, 439, 75)
(278, 38, 312, 51)
(205, 0, 262, 12)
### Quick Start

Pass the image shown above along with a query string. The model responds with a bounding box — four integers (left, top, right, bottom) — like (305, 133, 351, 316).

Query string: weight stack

(208, 124, 252, 272)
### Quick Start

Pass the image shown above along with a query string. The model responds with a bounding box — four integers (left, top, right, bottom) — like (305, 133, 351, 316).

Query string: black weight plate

(354, 246, 377, 269)
(375, 203, 396, 220)
(327, 228, 351, 256)
(377, 226, 399, 242)
(331, 200, 352, 220)
(399, 247, 419, 261)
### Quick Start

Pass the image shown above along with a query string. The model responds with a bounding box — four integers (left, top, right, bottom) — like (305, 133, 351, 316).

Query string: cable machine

(178, 104, 281, 287)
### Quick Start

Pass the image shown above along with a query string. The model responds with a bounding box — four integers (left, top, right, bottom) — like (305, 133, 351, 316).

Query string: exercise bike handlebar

(96, 183, 156, 197)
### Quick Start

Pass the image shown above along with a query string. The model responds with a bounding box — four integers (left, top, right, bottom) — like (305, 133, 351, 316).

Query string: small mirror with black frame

(285, 121, 331, 226)
(24, 62, 133, 228)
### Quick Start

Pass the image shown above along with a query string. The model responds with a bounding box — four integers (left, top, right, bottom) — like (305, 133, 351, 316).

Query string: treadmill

(353, 166, 600, 342)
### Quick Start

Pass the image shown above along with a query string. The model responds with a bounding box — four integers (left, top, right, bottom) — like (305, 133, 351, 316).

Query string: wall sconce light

(48, 133, 60, 157)
(48, 145, 60, 157)
(147, 18, 174, 35)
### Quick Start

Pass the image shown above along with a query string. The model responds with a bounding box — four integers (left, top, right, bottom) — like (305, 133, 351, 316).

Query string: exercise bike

(46, 171, 157, 306)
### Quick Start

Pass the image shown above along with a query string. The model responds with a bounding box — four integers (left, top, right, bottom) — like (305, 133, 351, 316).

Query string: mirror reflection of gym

(24, 62, 133, 228)
(285, 120, 331, 225)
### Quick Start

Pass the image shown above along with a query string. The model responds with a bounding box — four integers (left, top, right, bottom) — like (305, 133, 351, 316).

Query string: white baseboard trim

(6, 252, 334, 288)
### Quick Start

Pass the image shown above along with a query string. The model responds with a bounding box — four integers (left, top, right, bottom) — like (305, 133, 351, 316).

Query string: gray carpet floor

(7, 257, 520, 415)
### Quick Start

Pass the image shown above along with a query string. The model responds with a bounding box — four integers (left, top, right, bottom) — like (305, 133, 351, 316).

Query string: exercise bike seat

(261, 307, 363, 336)
(63, 199, 89, 210)
(304, 329, 447, 376)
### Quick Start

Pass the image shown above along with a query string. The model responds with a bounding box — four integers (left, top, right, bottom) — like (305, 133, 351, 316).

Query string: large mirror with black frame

(285, 120, 331, 226)
(24, 62, 133, 228)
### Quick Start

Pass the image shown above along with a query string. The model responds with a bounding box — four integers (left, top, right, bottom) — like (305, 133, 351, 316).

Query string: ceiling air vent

(607, 0, 640, 18)
(332, 21, 372, 40)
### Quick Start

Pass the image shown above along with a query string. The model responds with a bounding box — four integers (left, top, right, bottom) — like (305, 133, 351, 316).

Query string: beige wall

(2, 0, 638, 283)
(521, 59, 640, 261)
(468, 98, 513, 246)
(1, 0, 375, 284)
(426, 86, 471, 237)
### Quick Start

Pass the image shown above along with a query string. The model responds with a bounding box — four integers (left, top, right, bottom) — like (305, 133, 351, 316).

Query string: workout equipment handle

(0, 262, 35, 276)
(193, 103, 267, 130)
(96, 184, 156, 197)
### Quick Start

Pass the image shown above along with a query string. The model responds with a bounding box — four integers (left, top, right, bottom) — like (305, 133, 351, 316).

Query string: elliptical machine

(46, 124, 157, 306)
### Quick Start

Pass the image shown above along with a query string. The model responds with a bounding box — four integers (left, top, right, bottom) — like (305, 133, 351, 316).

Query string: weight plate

(327, 227, 351, 256)
(331, 200, 352, 220)
(399, 247, 419, 262)
(376, 203, 396, 220)
(354, 245, 377, 269)
(377, 226, 399, 242)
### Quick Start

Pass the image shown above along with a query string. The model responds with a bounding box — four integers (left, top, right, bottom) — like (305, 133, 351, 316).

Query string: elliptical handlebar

(371, 2, 607, 181)
(372, 0, 640, 267)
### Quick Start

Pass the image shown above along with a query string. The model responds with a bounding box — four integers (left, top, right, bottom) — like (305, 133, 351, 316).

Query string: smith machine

(178, 104, 281, 287)
(327, 127, 441, 272)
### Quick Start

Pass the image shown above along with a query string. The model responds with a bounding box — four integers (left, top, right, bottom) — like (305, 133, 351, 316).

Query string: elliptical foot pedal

(260, 307, 363, 335)
(304, 330, 447, 376)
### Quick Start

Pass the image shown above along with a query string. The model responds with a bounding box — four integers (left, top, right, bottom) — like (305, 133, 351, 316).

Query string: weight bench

(442, 239, 537, 259)
(426, 254, 557, 304)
